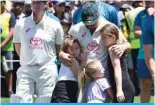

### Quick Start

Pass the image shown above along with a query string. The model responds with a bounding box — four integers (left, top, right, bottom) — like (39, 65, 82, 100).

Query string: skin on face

(101, 34, 116, 47)
(67, 42, 80, 58)
(93, 66, 105, 79)
(32, 0, 45, 14)
(86, 22, 98, 31)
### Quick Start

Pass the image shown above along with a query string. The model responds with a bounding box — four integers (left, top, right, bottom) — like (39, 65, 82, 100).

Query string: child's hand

(117, 90, 125, 102)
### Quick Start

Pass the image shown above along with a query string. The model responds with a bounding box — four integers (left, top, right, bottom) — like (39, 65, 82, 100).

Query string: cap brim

(83, 18, 98, 26)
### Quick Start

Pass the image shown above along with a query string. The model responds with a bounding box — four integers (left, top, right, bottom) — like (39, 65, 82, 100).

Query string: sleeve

(134, 13, 141, 27)
(142, 19, 154, 44)
(110, 7, 120, 27)
(98, 78, 111, 91)
(13, 22, 21, 43)
(9, 12, 16, 28)
(55, 24, 64, 45)
(68, 25, 79, 38)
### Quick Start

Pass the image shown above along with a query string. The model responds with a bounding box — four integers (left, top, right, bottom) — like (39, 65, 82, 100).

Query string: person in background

(13, 0, 64, 103)
(142, 14, 155, 83)
(45, 0, 60, 22)
(0, 0, 16, 96)
(23, 0, 32, 17)
(11, 1, 25, 20)
(125, 1, 145, 96)
(134, 1, 154, 102)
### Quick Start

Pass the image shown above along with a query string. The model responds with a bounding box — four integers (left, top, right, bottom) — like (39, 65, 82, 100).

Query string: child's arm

(106, 87, 114, 102)
(70, 58, 81, 78)
(108, 47, 125, 103)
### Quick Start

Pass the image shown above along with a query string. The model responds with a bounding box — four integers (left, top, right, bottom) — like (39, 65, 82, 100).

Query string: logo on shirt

(30, 37, 42, 46)
(26, 28, 31, 33)
(29, 37, 43, 50)
(82, 32, 86, 38)
(87, 41, 100, 51)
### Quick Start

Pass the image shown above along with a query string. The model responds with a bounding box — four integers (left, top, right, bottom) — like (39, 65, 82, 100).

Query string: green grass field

(0, 96, 154, 103)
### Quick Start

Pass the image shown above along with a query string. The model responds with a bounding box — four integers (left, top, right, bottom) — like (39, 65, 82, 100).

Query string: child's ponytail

(78, 67, 86, 93)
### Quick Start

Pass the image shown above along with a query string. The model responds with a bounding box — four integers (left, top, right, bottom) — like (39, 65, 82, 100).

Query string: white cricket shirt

(13, 13, 64, 66)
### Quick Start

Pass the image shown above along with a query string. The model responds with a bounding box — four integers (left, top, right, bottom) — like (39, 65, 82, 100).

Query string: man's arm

(0, 28, 14, 48)
(134, 26, 142, 39)
(55, 44, 61, 57)
(14, 43, 21, 56)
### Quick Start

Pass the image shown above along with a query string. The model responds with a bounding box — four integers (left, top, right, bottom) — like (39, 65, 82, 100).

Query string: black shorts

(51, 80, 78, 103)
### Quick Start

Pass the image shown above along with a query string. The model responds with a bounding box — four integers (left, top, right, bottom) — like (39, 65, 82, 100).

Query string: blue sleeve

(72, 8, 82, 25)
(134, 13, 141, 27)
(109, 7, 120, 27)
(142, 18, 154, 44)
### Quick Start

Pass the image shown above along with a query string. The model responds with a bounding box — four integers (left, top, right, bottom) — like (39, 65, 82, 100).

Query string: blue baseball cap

(81, 3, 99, 26)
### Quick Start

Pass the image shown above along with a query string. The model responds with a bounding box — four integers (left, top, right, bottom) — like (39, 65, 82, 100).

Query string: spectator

(0, 0, 16, 96)
(13, 0, 64, 103)
(23, 0, 32, 17)
(125, 1, 145, 96)
(142, 14, 155, 82)
(11, 1, 25, 20)
(134, 1, 154, 102)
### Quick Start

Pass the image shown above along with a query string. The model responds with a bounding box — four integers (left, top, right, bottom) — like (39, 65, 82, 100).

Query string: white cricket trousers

(16, 63, 58, 103)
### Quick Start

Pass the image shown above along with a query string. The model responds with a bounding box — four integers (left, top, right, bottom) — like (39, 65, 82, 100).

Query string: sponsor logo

(29, 37, 43, 50)
(82, 32, 86, 38)
(30, 37, 42, 46)
(26, 28, 31, 33)
(87, 41, 100, 51)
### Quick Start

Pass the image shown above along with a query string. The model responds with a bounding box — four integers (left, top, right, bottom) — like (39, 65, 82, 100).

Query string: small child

(51, 35, 86, 103)
(78, 60, 114, 103)
(100, 24, 135, 103)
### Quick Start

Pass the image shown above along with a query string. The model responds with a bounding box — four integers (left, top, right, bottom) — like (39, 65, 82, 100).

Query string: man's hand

(70, 57, 81, 78)
(110, 45, 125, 57)
(59, 51, 74, 67)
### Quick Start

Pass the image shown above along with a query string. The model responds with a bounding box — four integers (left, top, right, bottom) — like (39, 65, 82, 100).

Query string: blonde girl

(78, 60, 114, 103)
(100, 24, 135, 103)
(51, 35, 86, 103)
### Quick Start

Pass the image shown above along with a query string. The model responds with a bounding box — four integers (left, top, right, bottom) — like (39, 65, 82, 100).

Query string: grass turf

(0, 96, 154, 103)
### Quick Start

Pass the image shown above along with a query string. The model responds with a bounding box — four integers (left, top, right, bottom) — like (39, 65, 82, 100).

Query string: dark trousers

(131, 49, 140, 95)
(51, 81, 78, 103)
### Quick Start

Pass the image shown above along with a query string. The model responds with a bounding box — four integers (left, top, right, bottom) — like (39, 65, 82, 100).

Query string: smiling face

(67, 42, 81, 58)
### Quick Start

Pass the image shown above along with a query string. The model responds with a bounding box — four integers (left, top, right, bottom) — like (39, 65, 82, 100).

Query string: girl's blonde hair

(61, 35, 83, 54)
(78, 60, 103, 93)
